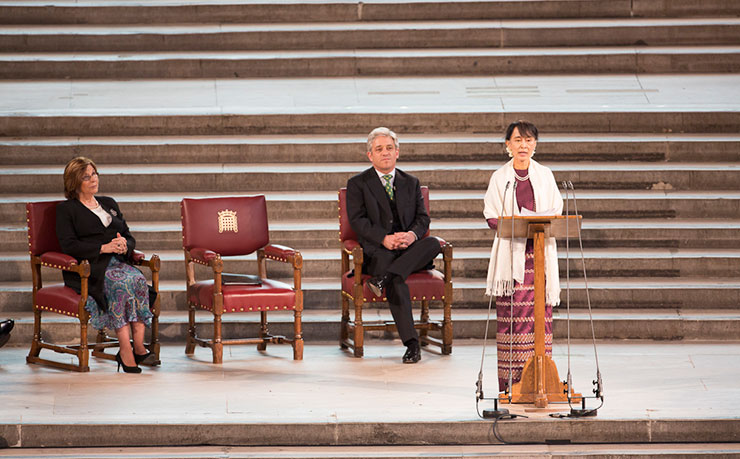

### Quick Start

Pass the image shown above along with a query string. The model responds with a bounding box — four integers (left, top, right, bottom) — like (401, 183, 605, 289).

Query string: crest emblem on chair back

(181, 196, 269, 256)
(26, 201, 63, 256)
(338, 187, 431, 243)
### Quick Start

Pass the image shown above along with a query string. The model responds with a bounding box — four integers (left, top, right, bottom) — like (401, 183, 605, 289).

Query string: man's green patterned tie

(382, 174, 394, 200)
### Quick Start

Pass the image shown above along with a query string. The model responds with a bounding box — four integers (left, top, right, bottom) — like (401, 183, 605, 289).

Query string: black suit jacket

(56, 196, 136, 311)
(346, 167, 430, 260)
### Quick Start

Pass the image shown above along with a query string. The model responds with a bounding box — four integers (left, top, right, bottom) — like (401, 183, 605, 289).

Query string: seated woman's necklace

(81, 197, 98, 209)
(514, 170, 529, 181)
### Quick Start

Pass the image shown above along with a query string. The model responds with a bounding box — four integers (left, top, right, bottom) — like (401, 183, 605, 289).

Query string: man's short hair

(367, 127, 399, 152)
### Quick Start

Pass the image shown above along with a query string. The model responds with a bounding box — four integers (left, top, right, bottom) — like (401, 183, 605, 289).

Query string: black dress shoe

(402, 342, 421, 364)
(0, 319, 14, 349)
(0, 319, 13, 335)
(116, 351, 142, 374)
(366, 275, 387, 297)
(134, 351, 161, 366)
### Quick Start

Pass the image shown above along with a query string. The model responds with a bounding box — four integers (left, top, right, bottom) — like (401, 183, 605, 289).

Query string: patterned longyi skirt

(496, 239, 553, 392)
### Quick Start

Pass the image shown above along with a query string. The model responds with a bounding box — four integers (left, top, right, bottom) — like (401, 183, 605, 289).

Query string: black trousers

(367, 237, 441, 345)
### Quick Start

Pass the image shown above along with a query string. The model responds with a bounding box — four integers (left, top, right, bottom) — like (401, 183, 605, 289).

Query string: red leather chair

(25, 200, 161, 372)
(181, 195, 303, 363)
(338, 187, 453, 357)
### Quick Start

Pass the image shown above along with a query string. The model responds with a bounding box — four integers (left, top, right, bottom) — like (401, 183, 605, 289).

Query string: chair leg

(149, 308, 161, 361)
(293, 304, 303, 360)
(353, 296, 364, 358)
(212, 312, 223, 364)
(257, 311, 268, 351)
(78, 318, 90, 372)
(442, 297, 453, 355)
(26, 308, 42, 362)
(293, 310, 304, 361)
(185, 303, 196, 355)
(419, 299, 430, 346)
(340, 293, 349, 349)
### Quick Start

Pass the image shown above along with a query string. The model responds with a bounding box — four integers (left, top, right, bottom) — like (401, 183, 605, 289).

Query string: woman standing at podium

(483, 120, 563, 392)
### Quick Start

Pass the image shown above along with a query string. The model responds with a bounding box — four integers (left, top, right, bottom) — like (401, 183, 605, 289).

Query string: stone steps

(5, 46, 740, 79)
(3, 110, 739, 136)
(2, 18, 739, 53)
(1, 275, 739, 312)
(1, 133, 739, 165)
(2, 218, 739, 251)
(3, 247, 739, 283)
(2, 0, 739, 25)
(2, 308, 738, 346)
(3, 189, 739, 223)
(5, 443, 740, 459)
(1, 162, 737, 193)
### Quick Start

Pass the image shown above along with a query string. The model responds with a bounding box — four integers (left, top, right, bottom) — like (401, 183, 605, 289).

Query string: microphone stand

(476, 181, 518, 419)
(550, 181, 604, 418)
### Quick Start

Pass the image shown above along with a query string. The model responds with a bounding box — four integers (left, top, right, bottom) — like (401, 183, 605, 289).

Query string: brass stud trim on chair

(38, 304, 78, 318)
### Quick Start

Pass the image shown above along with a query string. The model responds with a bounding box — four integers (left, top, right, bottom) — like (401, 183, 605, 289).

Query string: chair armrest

(40, 252, 79, 270)
(131, 250, 161, 273)
(39, 252, 90, 277)
(263, 244, 301, 267)
(342, 239, 360, 254)
(189, 247, 220, 266)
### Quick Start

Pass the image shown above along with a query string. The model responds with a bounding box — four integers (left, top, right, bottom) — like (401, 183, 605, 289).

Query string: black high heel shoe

(116, 351, 142, 374)
(134, 351, 160, 366)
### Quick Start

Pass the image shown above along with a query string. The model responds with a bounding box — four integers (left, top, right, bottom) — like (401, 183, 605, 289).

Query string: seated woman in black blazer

(56, 157, 154, 373)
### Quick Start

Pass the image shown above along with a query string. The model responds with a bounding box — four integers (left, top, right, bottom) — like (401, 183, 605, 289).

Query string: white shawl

(483, 158, 563, 305)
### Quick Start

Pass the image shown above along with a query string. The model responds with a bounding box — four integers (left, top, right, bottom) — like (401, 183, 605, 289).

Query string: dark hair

(505, 120, 538, 141)
(63, 156, 97, 200)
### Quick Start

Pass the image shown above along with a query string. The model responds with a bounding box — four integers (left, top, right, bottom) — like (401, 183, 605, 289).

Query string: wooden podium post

(496, 215, 582, 408)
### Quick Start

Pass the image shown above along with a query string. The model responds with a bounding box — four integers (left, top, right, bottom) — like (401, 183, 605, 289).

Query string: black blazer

(346, 167, 430, 259)
(56, 196, 136, 312)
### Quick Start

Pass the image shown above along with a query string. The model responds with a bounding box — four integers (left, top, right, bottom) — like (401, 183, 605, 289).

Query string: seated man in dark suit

(346, 127, 441, 363)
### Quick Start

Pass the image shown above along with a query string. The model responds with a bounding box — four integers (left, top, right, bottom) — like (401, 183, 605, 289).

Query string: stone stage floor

(1, 339, 739, 450)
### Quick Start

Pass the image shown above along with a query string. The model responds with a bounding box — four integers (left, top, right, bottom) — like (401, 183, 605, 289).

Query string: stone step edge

(5, 246, 740, 261)
(2, 0, 739, 24)
(2, 132, 739, 144)
(3, 190, 740, 204)
(5, 218, 740, 232)
(1, 17, 739, 32)
(5, 308, 738, 323)
(1, 418, 739, 448)
(2, 277, 740, 292)
(3, 309, 739, 346)
(2, 112, 738, 136)
(4, 45, 740, 60)
(4, 160, 739, 174)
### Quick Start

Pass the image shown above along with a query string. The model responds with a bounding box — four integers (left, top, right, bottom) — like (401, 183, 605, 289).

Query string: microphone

(475, 370, 484, 400)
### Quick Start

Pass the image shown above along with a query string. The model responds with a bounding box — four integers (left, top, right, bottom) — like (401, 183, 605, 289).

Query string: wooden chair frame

(183, 245, 304, 363)
(338, 188, 453, 357)
(26, 251, 161, 372)
(26, 201, 161, 372)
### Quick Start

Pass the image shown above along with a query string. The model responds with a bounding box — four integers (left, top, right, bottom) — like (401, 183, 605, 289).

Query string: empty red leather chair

(181, 195, 303, 363)
(338, 187, 453, 357)
(26, 200, 161, 372)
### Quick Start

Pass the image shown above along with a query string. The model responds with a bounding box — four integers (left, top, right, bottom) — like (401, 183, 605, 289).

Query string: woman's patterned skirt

(85, 257, 152, 331)
(496, 239, 553, 392)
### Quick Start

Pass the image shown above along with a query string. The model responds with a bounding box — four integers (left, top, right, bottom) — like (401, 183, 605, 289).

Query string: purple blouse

(487, 168, 535, 231)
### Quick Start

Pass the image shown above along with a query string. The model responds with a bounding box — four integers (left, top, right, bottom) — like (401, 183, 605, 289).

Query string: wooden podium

(496, 215, 582, 408)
